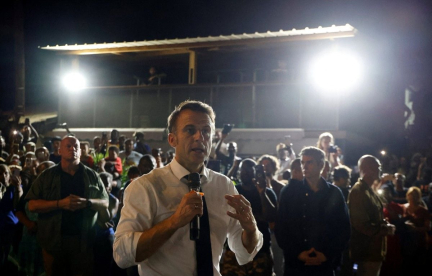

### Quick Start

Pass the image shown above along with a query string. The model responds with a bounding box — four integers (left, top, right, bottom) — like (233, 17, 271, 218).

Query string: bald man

(26, 135, 109, 276)
(348, 155, 396, 276)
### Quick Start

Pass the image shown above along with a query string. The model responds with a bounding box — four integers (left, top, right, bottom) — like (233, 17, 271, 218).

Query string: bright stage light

(310, 50, 362, 93)
(62, 72, 87, 91)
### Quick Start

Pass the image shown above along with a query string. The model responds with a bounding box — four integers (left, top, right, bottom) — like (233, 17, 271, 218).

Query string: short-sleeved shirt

(25, 163, 108, 252)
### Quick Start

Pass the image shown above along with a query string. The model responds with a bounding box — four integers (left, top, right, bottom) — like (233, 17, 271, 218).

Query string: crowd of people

(0, 102, 431, 276)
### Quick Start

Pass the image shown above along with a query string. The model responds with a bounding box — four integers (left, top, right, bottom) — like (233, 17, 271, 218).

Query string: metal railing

(58, 82, 338, 130)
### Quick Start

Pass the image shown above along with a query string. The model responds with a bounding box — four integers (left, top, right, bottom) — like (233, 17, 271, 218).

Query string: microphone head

(188, 172, 201, 190)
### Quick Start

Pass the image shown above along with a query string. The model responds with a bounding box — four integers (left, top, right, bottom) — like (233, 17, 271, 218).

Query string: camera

(222, 124, 234, 134)
(254, 164, 266, 180)
(328, 144, 338, 153)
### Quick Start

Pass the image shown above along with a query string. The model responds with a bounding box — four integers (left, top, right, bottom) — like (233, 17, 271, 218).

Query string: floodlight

(380, 150, 386, 156)
(62, 72, 87, 91)
(310, 50, 362, 93)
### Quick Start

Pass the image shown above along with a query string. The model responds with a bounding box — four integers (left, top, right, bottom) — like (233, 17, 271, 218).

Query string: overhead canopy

(39, 24, 356, 56)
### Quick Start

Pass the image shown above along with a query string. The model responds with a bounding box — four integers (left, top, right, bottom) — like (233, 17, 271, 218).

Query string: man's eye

(186, 128, 196, 135)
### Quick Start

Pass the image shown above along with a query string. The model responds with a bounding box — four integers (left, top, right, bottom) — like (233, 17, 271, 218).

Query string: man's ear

(168, 133, 177, 148)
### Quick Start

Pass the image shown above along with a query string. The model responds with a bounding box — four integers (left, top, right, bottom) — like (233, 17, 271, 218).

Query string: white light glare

(62, 72, 87, 91)
(310, 51, 362, 93)
(380, 150, 386, 156)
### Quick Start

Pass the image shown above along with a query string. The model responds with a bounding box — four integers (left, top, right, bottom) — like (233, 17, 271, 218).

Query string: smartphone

(254, 164, 266, 180)
(222, 124, 234, 134)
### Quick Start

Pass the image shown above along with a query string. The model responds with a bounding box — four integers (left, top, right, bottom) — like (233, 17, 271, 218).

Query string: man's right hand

(59, 194, 87, 211)
(170, 191, 203, 229)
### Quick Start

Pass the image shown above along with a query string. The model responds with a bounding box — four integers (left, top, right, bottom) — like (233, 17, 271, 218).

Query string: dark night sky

(1, 0, 431, 141)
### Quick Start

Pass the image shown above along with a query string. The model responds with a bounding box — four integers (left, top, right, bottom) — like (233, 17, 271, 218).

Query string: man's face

(240, 162, 255, 184)
(138, 158, 155, 175)
(59, 137, 81, 161)
(260, 159, 275, 176)
(301, 155, 323, 179)
(94, 138, 101, 150)
(111, 130, 119, 141)
(125, 140, 133, 152)
(25, 144, 35, 153)
(228, 142, 237, 156)
(35, 148, 49, 162)
(53, 140, 61, 151)
(0, 167, 10, 186)
(168, 110, 213, 171)
(80, 144, 89, 156)
(108, 149, 118, 160)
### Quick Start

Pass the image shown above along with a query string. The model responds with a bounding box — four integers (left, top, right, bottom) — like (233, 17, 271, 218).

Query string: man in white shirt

(113, 100, 263, 276)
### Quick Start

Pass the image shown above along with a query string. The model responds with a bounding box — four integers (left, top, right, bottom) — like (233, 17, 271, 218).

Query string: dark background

(1, 0, 432, 156)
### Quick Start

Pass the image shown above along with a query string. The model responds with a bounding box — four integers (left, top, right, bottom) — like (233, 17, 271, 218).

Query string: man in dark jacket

(275, 146, 350, 276)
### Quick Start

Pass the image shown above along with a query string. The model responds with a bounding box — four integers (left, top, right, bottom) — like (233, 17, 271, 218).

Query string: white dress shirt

(113, 158, 263, 276)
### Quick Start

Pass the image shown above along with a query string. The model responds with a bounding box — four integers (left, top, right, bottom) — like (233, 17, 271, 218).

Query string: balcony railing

(58, 82, 339, 130)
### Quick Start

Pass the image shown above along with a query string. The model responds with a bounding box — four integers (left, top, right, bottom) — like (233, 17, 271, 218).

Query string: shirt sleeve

(348, 187, 382, 237)
(113, 178, 155, 268)
(226, 183, 263, 265)
(25, 173, 43, 200)
(115, 157, 123, 175)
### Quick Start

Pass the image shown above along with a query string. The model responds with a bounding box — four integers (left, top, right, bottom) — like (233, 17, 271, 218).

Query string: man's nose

(193, 130, 205, 141)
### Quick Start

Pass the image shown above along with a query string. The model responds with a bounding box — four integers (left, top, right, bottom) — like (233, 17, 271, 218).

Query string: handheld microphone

(188, 172, 201, 240)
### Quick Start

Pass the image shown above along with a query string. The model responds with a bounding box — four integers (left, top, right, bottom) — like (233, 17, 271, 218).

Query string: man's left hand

(225, 194, 257, 233)
(299, 248, 327, 266)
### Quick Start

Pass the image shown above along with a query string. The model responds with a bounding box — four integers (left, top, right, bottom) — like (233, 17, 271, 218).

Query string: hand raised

(225, 194, 257, 233)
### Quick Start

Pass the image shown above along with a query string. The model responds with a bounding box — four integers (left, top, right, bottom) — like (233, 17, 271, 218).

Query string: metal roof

(39, 24, 357, 55)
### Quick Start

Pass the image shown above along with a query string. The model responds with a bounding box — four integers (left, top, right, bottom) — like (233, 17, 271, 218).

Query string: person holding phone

(215, 124, 242, 177)
(221, 159, 277, 275)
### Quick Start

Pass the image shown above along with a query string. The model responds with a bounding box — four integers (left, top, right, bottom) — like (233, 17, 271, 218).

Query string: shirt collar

(170, 158, 209, 184)
(302, 177, 330, 191)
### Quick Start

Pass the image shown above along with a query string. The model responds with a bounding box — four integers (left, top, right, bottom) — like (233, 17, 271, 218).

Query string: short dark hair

(51, 136, 62, 143)
(127, 166, 140, 176)
(108, 146, 119, 154)
(167, 100, 215, 133)
(80, 141, 90, 147)
(99, 172, 113, 186)
(299, 146, 325, 166)
(333, 165, 352, 181)
(290, 158, 301, 170)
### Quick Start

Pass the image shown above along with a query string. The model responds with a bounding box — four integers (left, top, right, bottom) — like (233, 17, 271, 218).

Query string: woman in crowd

(316, 132, 341, 170)
(401, 186, 430, 274)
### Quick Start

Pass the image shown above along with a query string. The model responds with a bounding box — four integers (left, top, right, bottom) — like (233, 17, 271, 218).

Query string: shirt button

(306, 193, 308, 196)
(303, 215, 306, 218)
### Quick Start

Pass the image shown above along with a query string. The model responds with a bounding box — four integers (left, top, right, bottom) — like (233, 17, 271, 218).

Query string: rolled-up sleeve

(113, 179, 155, 268)
(226, 184, 263, 265)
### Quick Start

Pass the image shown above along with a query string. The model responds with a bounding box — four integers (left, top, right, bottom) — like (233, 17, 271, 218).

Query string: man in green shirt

(26, 135, 109, 276)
